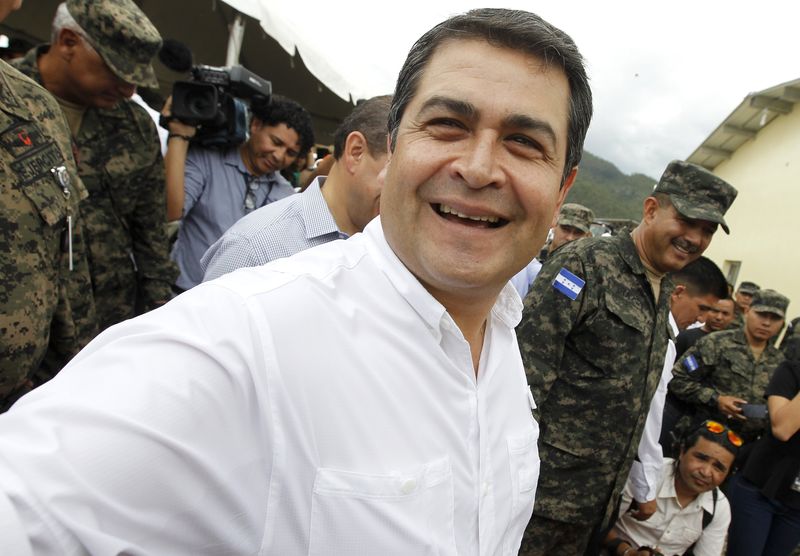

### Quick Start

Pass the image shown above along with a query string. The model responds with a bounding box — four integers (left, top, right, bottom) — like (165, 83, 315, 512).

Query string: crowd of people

(0, 2, 798, 555)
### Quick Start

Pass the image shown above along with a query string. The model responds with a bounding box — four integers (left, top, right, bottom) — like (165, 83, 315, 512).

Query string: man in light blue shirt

(201, 95, 392, 281)
(166, 96, 315, 291)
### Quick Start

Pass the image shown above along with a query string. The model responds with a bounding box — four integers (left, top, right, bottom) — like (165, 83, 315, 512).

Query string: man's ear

(343, 131, 367, 175)
(249, 116, 263, 136)
(671, 284, 686, 300)
(642, 196, 660, 222)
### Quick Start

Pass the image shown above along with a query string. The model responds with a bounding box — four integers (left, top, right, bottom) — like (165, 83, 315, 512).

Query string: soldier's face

(63, 33, 135, 108)
(735, 290, 754, 310)
(244, 120, 301, 176)
(676, 436, 733, 497)
(380, 39, 575, 306)
(549, 224, 589, 253)
(745, 309, 784, 342)
(641, 198, 716, 273)
(706, 299, 735, 331)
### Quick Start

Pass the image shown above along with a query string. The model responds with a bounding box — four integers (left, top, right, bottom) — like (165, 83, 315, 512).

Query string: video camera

(167, 65, 272, 149)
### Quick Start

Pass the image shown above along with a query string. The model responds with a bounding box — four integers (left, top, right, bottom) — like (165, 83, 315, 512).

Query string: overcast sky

(272, 0, 799, 179)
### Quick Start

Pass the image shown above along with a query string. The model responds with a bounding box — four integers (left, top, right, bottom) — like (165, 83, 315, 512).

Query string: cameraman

(164, 95, 314, 292)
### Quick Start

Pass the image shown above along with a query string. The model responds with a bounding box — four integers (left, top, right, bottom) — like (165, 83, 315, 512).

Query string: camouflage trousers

(518, 513, 593, 555)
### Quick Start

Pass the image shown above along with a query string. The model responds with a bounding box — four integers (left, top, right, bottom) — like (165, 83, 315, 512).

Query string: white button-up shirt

(617, 458, 730, 556)
(0, 217, 539, 556)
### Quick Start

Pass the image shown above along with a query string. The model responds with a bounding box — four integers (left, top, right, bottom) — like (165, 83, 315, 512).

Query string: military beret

(750, 288, 789, 318)
(67, 0, 162, 88)
(557, 203, 594, 233)
(653, 160, 738, 234)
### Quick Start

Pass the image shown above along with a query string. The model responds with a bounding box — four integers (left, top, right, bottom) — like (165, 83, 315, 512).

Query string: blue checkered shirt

(201, 177, 348, 282)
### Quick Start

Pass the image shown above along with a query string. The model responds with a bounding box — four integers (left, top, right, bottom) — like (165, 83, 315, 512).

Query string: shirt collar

(363, 217, 522, 341)
(225, 147, 282, 186)
(302, 176, 345, 240)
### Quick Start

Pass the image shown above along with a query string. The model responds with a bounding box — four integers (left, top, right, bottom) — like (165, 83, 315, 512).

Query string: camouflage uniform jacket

(14, 47, 177, 330)
(668, 327, 784, 441)
(0, 60, 96, 407)
(517, 233, 672, 526)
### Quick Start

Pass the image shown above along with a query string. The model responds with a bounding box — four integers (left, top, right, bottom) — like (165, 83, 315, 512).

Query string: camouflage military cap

(737, 281, 760, 295)
(750, 288, 789, 318)
(557, 203, 594, 233)
(653, 160, 738, 234)
(67, 0, 161, 88)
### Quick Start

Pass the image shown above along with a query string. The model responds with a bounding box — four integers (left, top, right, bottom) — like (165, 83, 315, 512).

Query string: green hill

(566, 152, 656, 221)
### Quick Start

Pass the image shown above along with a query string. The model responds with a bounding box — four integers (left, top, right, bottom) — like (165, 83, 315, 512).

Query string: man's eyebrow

(417, 96, 477, 120)
(503, 113, 557, 147)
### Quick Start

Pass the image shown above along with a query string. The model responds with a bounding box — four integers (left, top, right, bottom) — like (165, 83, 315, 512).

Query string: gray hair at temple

(387, 8, 593, 187)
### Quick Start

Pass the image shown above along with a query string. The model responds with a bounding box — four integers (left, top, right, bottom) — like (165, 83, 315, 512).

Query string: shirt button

(482, 481, 490, 496)
(401, 479, 417, 494)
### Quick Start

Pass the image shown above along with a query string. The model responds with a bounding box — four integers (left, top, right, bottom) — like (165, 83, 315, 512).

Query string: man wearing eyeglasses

(165, 95, 315, 293)
(604, 420, 738, 556)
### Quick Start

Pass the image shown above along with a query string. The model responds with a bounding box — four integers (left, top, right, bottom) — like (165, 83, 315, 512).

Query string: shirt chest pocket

(503, 424, 540, 556)
(308, 457, 457, 556)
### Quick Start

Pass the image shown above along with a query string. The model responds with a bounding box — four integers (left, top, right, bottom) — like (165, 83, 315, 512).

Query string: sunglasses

(703, 420, 743, 447)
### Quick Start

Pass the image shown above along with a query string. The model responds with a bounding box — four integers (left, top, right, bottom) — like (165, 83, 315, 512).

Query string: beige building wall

(703, 104, 800, 325)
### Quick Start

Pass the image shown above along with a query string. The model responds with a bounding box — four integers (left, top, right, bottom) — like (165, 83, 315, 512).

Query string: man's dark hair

(333, 95, 392, 160)
(670, 256, 729, 300)
(387, 8, 592, 186)
(251, 95, 315, 157)
(680, 422, 739, 458)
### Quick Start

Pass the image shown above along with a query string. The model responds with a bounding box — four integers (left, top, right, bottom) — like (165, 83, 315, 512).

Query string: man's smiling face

(379, 38, 575, 303)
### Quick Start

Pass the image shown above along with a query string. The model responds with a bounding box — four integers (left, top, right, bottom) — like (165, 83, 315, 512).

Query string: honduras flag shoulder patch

(552, 267, 585, 301)
(683, 354, 700, 373)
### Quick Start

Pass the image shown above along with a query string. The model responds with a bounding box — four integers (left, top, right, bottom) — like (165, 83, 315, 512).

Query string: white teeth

(439, 204, 499, 224)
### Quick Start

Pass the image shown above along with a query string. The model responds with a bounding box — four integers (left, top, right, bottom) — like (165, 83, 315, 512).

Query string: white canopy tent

(1, 0, 391, 142)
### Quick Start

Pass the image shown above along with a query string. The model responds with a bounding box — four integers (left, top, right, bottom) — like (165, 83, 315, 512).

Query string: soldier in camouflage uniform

(0, 0, 96, 410)
(13, 0, 177, 330)
(730, 280, 760, 329)
(668, 289, 788, 444)
(538, 202, 594, 264)
(517, 160, 737, 555)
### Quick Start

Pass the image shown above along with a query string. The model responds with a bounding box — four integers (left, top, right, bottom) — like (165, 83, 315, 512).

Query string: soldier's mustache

(672, 238, 699, 254)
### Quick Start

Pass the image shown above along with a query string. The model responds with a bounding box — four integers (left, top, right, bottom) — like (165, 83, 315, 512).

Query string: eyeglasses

(703, 420, 743, 447)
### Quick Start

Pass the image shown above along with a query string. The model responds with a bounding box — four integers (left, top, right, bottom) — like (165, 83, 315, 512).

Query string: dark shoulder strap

(702, 487, 718, 529)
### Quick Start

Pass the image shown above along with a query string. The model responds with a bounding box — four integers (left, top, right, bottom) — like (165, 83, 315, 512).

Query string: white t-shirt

(0, 217, 539, 556)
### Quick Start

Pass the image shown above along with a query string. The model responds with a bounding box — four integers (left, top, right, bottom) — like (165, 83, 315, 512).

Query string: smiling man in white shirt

(0, 8, 592, 555)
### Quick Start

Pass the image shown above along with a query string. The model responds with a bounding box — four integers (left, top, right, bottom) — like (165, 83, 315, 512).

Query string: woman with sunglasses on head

(726, 357, 800, 555)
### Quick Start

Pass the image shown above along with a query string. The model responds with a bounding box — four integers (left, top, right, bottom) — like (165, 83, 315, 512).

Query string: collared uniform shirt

(518, 234, 672, 527)
(201, 176, 347, 281)
(170, 145, 294, 290)
(628, 313, 679, 502)
(0, 217, 539, 556)
(616, 459, 730, 556)
(669, 327, 785, 440)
